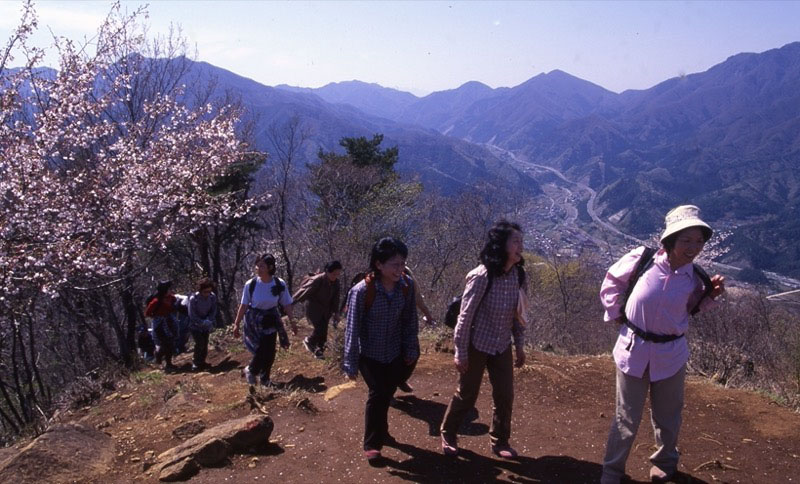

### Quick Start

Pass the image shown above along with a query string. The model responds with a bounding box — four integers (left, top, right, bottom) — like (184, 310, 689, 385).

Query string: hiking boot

(441, 434, 458, 456)
(243, 366, 256, 385)
(260, 373, 273, 387)
(649, 465, 675, 482)
(302, 337, 315, 355)
(164, 363, 177, 373)
(313, 348, 325, 360)
(491, 443, 518, 459)
(397, 381, 414, 393)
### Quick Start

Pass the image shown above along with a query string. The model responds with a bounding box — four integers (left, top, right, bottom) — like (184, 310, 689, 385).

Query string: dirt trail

(16, 330, 800, 484)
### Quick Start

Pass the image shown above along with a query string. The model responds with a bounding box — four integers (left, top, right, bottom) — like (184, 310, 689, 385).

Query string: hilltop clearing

(2, 327, 798, 483)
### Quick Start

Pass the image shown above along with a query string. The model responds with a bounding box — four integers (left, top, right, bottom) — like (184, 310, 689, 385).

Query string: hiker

(232, 254, 296, 386)
(292, 260, 343, 359)
(136, 322, 155, 362)
(343, 237, 420, 462)
(394, 266, 434, 394)
(440, 220, 528, 459)
(599, 205, 726, 484)
(173, 294, 190, 354)
(188, 277, 217, 371)
(144, 280, 179, 372)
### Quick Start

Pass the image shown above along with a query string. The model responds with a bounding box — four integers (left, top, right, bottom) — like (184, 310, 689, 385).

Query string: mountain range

(11, 42, 797, 278)
(269, 42, 800, 279)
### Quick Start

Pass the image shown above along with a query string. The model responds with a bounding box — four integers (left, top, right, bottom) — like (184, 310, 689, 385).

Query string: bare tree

(265, 115, 312, 291)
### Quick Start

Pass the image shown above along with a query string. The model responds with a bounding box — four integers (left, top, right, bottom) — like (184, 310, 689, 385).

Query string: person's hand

(514, 349, 526, 368)
(232, 324, 240, 338)
(710, 275, 726, 299)
(455, 358, 468, 375)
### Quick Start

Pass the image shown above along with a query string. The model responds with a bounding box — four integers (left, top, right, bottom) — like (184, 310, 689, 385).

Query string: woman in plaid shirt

(343, 237, 420, 462)
(440, 220, 527, 459)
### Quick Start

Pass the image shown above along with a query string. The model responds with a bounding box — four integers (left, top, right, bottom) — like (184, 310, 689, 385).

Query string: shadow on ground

(393, 395, 487, 437)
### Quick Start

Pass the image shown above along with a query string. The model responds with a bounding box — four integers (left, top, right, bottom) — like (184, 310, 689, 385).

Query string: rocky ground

(1, 326, 798, 483)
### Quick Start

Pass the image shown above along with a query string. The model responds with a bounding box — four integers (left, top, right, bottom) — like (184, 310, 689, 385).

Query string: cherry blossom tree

(0, 1, 262, 438)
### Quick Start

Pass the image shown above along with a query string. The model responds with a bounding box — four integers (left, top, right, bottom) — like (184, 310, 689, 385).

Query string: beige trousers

(600, 364, 686, 484)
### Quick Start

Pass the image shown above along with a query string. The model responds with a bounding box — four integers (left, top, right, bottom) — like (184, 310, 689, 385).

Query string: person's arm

(279, 281, 297, 334)
(690, 274, 726, 313)
(414, 283, 434, 324)
(208, 295, 218, 322)
(600, 247, 646, 323)
(342, 287, 363, 379)
(232, 282, 251, 337)
(144, 299, 158, 318)
(401, 279, 420, 365)
(232, 304, 247, 338)
(187, 295, 202, 324)
(291, 274, 320, 304)
(453, 269, 487, 374)
(512, 317, 526, 368)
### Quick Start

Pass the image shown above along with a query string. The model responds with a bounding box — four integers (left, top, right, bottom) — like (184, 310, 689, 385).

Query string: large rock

(172, 419, 206, 440)
(156, 414, 273, 481)
(0, 423, 115, 484)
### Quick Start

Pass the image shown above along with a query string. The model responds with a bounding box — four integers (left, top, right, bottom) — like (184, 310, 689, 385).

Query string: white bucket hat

(660, 205, 712, 243)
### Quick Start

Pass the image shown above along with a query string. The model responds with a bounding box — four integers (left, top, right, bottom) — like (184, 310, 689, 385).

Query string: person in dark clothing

(136, 322, 155, 362)
(343, 238, 420, 463)
(188, 278, 217, 370)
(145, 280, 178, 372)
(292, 260, 343, 359)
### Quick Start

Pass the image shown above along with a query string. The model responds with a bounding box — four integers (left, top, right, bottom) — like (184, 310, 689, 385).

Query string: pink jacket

(600, 247, 716, 381)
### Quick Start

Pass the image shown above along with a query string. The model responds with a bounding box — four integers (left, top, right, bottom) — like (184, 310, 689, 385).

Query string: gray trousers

(600, 364, 686, 484)
(440, 344, 514, 446)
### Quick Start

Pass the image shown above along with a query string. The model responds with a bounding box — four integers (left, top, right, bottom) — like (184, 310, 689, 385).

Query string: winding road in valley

(486, 145, 644, 246)
(485, 144, 800, 289)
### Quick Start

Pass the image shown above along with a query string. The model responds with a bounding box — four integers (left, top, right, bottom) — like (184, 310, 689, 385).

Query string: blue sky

(2, 1, 799, 95)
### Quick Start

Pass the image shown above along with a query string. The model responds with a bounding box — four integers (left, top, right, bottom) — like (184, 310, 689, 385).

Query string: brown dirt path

(25, 329, 800, 484)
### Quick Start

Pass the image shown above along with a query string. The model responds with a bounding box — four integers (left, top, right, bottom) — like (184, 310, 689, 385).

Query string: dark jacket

(292, 273, 340, 322)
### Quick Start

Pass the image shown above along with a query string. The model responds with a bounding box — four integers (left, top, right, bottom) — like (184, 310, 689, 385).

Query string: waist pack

(623, 319, 683, 343)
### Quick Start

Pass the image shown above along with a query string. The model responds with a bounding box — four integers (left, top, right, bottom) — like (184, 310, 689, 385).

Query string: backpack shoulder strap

(247, 278, 257, 303)
(273, 277, 285, 295)
(690, 263, 714, 315)
(363, 273, 377, 313)
(620, 247, 656, 322)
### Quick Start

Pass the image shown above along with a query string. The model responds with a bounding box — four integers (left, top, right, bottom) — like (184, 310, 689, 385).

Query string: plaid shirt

(454, 264, 526, 362)
(343, 276, 420, 377)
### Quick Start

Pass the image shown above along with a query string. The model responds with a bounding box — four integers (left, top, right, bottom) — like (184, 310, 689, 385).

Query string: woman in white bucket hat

(599, 205, 726, 483)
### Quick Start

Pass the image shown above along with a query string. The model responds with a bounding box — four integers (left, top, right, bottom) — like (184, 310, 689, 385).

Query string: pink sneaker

(441, 434, 458, 456)
(491, 444, 518, 459)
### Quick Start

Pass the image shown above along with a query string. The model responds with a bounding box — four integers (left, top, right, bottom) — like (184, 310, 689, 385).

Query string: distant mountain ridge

(280, 43, 799, 277)
(188, 63, 540, 196)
